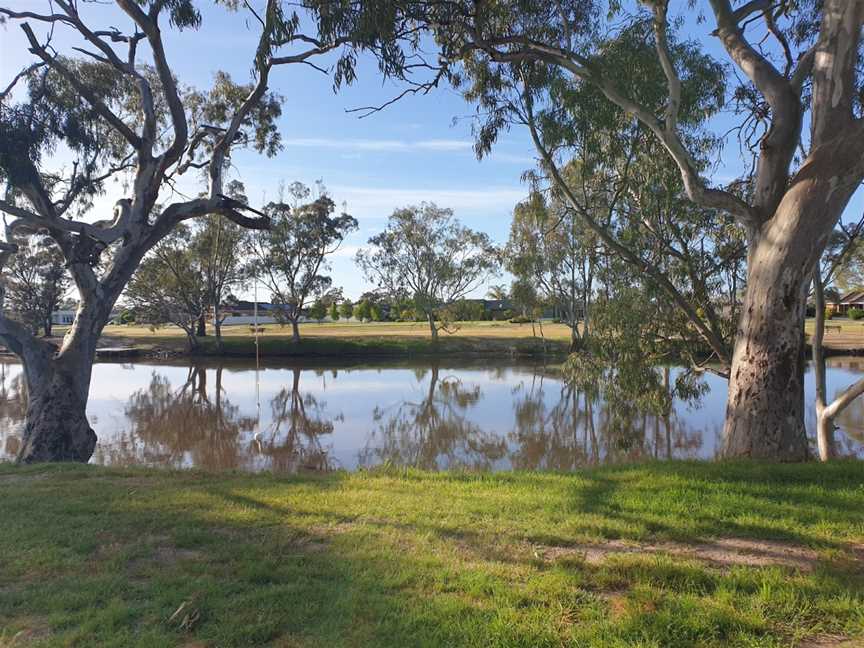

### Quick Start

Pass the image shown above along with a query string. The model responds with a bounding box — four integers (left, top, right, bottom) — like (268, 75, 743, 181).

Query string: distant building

(50, 310, 75, 325)
(827, 290, 864, 315)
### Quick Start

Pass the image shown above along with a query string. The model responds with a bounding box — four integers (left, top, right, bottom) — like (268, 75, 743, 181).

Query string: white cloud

(331, 185, 526, 219)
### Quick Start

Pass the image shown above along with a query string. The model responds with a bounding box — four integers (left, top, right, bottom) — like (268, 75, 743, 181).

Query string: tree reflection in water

(99, 364, 337, 471)
(360, 364, 508, 470)
(4, 359, 857, 471)
(258, 368, 340, 472)
(100, 365, 258, 469)
(507, 366, 706, 470)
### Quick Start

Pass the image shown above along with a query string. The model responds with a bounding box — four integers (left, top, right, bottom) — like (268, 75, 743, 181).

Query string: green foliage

(249, 182, 357, 329)
(847, 308, 864, 320)
(125, 226, 208, 347)
(448, 299, 485, 322)
(308, 300, 327, 322)
(356, 203, 499, 336)
(2, 235, 70, 336)
(354, 299, 372, 322)
(338, 299, 354, 320)
(564, 289, 708, 426)
(370, 304, 384, 322)
(329, 302, 340, 321)
(826, 308, 836, 321)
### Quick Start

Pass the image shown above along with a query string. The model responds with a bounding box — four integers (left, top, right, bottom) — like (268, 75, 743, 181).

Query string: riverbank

(98, 321, 573, 358)
(2, 461, 863, 647)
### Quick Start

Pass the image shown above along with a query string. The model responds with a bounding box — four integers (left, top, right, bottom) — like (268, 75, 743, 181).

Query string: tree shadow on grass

(2, 463, 863, 648)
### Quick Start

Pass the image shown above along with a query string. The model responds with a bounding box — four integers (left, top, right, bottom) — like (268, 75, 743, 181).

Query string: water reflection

(359, 365, 507, 470)
(0, 358, 861, 472)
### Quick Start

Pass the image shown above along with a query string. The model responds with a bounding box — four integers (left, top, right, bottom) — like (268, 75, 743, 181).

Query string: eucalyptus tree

(506, 191, 598, 351)
(2, 236, 70, 337)
(356, 203, 499, 340)
(381, 1, 864, 460)
(249, 185, 357, 342)
(125, 227, 208, 352)
(0, 0, 420, 462)
(195, 180, 250, 352)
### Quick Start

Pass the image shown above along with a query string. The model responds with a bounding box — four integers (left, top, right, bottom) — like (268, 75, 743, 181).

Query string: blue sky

(2, 2, 862, 300)
(2, 1, 536, 299)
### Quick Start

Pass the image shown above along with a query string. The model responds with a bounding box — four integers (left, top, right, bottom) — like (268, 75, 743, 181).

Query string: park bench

(825, 324, 842, 333)
(249, 325, 265, 334)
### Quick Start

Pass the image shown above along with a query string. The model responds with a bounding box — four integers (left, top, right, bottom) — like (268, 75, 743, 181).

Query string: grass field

(2, 461, 863, 647)
(98, 321, 574, 357)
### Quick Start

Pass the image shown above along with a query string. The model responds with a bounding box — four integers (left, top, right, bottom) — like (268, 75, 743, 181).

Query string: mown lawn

(96, 321, 572, 357)
(1, 461, 863, 647)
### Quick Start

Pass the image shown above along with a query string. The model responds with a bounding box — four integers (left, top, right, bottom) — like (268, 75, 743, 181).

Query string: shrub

(825, 308, 835, 320)
(848, 308, 864, 320)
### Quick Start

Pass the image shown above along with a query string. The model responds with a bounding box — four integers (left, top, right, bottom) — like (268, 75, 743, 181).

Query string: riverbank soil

(1, 461, 863, 646)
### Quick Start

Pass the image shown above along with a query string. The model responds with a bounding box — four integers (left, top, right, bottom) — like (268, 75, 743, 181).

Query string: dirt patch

(529, 537, 823, 571)
(1, 618, 53, 646)
(797, 635, 864, 647)
(152, 546, 203, 564)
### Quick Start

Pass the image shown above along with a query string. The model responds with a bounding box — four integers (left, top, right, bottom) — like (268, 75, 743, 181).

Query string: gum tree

(249, 186, 357, 342)
(388, 1, 864, 460)
(356, 203, 499, 340)
(0, 0, 415, 462)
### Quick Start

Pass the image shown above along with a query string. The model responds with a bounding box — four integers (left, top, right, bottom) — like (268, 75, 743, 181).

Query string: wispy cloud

(331, 185, 526, 219)
(283, 137, 473, 152)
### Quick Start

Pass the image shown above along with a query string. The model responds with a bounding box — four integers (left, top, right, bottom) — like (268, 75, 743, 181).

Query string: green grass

(197, 334, 568, 357)
(2, 461, 864, 647)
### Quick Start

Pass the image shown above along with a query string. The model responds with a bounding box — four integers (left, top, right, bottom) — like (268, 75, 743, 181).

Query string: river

(1, 357, 862, 471)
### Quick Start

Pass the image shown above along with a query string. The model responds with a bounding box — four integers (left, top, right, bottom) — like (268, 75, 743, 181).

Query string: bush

(848, 308, 864, 320)
(825, 308, 835, 320)
(509, 315, 534, 324)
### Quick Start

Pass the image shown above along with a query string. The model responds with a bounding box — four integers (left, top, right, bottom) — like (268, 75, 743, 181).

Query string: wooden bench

(825, 324, 842, 333)
(249, 326, 265, 334)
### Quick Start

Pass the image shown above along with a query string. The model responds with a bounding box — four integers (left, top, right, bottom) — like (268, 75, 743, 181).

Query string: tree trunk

(568, 323, 581, 353)
(214, 305, 223, 354)
(17, 358, 96, 463)
(44, 317, 52, 338)
(722, 245, 809, 459)
(721, 176, 854, 460)
(196, 314, 207, 337)
(290, 318, 300, 343)
(427, 312, 438, 341)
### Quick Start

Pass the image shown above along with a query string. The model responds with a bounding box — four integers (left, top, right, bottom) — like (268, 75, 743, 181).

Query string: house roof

(838, 290, 864, 304)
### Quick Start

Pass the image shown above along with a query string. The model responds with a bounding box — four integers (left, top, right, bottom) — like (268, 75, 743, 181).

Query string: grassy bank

(2, 462, 864, 647)
(98, 321, 572, 357)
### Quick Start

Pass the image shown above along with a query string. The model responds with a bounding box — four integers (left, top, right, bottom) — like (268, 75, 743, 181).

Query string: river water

(1, 358, 862, 472)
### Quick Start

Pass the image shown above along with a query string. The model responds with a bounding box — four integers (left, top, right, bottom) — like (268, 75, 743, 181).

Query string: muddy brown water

(0, 357, 862, 472)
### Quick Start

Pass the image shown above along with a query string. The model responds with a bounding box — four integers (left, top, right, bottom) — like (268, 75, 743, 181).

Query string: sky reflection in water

(0, 358, 862, 472)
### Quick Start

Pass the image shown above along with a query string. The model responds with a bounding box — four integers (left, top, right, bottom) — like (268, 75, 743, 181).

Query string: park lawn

(97, 321, 573, 357)
(1, 462, 864, 647)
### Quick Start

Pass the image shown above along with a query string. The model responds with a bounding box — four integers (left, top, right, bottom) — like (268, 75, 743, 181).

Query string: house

(50, 310, 76, 325)
(827, 290, 864, 315)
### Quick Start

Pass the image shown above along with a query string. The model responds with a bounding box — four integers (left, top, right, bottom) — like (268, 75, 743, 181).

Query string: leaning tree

(382, 0, 864, 460)
(0, 0, 415, 463)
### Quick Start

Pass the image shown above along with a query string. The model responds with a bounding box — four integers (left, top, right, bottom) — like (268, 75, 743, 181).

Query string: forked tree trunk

(17, 354, 96, 463)
(427, 312, 438, 341)
(290, 318, 300, 343)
